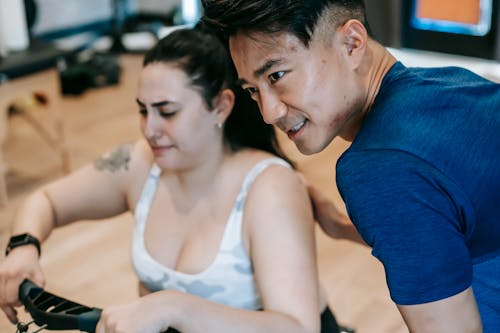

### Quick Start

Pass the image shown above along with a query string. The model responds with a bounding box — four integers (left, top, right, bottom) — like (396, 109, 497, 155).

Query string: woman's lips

(151, 145, 174, 154)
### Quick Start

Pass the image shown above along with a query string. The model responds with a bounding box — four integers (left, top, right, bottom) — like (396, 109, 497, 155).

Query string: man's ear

(213, 88, 235, 126)
(340, 19, 368, 68)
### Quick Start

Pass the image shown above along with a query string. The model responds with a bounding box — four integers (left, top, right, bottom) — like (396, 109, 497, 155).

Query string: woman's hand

(97, 293, 173, 333)
(0, 246, 45, 324)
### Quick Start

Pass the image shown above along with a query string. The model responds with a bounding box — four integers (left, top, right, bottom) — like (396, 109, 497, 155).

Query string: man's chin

(294, 141, 324, 155)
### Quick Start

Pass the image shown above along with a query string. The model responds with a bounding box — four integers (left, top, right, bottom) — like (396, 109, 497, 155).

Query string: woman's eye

(159, 111, 177, 118)
(268, 71, 285, 84)
(138, 108, 176, 118)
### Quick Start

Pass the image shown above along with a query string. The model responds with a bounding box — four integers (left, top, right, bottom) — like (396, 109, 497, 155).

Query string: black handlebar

(19, 279, 102, 332)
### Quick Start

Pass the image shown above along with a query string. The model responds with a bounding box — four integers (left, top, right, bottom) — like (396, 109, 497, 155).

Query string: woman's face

(137, 62, 221, 171)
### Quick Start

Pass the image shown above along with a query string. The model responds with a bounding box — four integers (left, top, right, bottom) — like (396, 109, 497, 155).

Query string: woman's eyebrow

(135, 99, 177, 108)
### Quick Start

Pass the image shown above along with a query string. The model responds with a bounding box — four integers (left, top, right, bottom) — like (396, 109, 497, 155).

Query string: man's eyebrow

(235, 78, 248, 86)
(254, 59, 284, 78)
(236, 58, 285, 86)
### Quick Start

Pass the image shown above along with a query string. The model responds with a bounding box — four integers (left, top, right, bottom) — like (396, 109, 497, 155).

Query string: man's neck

(340, 40, 397, 142)
(363, 40, 397, 115)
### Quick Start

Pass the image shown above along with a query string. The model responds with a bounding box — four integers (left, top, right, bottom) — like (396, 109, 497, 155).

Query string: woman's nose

(144, 113, 161, 140)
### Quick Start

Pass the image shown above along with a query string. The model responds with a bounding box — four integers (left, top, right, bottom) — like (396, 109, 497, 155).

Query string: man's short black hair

(202, 0, 372, 46)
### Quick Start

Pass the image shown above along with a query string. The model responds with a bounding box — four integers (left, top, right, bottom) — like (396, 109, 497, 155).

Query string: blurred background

(0, 0, 499, 78)
(0, 1, 498, 332)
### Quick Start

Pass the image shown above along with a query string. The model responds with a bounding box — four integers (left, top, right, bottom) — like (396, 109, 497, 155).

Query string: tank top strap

(134, 164, 162, 231)
(238, 157, 291, 201)
(219, 158, 292, 251)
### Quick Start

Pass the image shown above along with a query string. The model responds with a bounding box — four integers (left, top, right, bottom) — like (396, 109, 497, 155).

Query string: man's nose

(259, 90, 287, 125)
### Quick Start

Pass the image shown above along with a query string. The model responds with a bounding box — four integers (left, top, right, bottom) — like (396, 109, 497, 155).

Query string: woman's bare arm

(97, 164, 321, 333)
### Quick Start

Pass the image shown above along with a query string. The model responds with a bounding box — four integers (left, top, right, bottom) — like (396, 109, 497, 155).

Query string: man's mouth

(286, 120, 307, 140)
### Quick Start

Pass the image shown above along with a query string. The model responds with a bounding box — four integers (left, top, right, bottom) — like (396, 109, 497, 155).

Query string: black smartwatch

(5, 233, 41, 257)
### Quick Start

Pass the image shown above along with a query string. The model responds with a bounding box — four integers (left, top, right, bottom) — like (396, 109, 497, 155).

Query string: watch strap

(5, 233, 41, 257)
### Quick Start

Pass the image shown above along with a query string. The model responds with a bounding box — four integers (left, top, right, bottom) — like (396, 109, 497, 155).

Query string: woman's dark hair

(202, 0, 372, 46)
(143, 25, 291, 163)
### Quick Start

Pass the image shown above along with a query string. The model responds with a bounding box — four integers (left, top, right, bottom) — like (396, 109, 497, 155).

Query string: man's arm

(398, 287, 482, 333)
(302, 176, 365, 244)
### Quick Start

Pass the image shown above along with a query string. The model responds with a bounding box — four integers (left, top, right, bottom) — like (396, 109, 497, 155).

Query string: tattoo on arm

(93, 144, 132, 172)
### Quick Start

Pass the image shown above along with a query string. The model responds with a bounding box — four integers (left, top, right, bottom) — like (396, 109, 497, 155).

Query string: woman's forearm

(11, 189, 57, 242)
(166, 290, 318, 333)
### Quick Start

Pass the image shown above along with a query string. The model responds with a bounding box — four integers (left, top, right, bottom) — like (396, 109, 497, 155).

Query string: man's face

(229, 31, 365, 154)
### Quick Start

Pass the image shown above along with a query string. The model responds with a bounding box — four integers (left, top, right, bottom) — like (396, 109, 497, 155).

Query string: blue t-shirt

(336, 62, 500, 330)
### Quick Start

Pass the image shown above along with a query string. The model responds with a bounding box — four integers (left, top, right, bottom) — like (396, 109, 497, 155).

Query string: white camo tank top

(131, 158, 291, 310)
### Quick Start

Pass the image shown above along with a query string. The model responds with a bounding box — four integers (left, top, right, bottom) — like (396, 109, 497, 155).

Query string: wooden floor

(0, 54, 408, 333)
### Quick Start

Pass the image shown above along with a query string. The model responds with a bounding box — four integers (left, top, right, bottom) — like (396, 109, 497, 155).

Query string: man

(201, 0, 500, 332)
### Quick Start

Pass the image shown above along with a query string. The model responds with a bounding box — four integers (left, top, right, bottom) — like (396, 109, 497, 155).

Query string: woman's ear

(213, 88, 235, 126)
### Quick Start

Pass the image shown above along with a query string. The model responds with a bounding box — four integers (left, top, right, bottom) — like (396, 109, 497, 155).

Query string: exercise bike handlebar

(19, 279, 102, 332)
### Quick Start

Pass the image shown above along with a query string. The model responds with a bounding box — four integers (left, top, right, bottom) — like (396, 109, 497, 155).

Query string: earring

(217, 122, 223, 129)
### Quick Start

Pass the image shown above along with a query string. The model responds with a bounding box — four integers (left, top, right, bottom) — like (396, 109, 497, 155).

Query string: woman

(0, 26, 341, 332)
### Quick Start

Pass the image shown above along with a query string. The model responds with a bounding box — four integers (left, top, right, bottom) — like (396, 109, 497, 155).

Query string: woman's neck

(163, 143, 230, 206)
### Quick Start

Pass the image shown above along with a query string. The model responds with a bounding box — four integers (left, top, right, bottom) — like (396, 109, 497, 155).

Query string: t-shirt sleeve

(336, 149, 474, 305)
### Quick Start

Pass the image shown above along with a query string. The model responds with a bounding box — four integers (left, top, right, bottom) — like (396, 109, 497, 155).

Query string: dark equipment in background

(58, 51, 121, 96)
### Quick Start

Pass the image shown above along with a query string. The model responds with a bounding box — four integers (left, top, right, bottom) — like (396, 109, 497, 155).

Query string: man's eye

(268, 71, 285, 84)
(244, 87, 258, 96)
(139, 108, 147, 117)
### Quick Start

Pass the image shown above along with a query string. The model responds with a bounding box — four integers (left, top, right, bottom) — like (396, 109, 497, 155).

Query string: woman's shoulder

(229, 148, 291, 171)
(108, 139, 156, 203)
(230, 149, 302, 198)
(238, 150, 313, 238)
(96, 139, 154, 184)
(131, 139, 155, 166)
